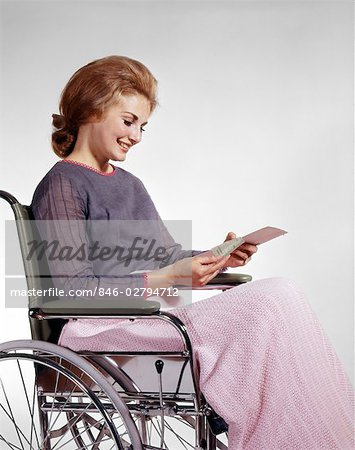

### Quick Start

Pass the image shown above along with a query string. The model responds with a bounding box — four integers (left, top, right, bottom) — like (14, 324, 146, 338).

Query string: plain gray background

(0, 0, 353, 381)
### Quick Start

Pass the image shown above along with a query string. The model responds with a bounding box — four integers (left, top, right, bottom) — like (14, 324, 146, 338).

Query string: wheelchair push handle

(0, 190, 19, 206)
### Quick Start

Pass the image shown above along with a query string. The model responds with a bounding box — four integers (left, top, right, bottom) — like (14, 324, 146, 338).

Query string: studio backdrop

(0, 0, 353, 381)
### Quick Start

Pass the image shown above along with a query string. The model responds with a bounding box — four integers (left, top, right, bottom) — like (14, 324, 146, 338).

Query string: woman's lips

(117, 139, 131, 152)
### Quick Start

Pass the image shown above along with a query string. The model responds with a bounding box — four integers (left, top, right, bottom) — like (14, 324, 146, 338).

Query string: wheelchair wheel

(0, 340, 143, 450)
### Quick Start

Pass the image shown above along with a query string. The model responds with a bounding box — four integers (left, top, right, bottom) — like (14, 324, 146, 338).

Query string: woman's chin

(111, 151, 127, 162)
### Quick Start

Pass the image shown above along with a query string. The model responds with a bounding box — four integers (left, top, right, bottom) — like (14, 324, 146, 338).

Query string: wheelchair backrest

(1, 190, 67, 342)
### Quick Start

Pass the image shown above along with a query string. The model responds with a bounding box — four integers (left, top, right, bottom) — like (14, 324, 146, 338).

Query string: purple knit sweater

(30, 160, 198, 299)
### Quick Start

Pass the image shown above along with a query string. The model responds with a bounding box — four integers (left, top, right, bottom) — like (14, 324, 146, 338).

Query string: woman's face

(80, 94, 151, 162)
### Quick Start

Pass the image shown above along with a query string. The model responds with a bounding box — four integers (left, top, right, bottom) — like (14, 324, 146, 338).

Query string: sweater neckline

(60, 159, 116, 176)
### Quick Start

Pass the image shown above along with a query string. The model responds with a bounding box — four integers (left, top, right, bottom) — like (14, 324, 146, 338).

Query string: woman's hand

(172, 252, 230, 287)
(222, 231, 258, 268)
(147, 252, 229, 289)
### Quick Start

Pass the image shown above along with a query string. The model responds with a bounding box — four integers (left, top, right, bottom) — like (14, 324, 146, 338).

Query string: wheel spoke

(48, 401, 97, 450)
(175, 416, 195, 429)
(15, 359, 41, 448)
(78, 408, 96, 443)
(47, 356, 63, 431)
(0, 377, 40, 450)
(163, 420, 192, 449)
(30, 377, 40, 448)
(150, 419, 167, 448)
(46, 363, 83, 431)
(41, 372, 90, 447)
(55, 420, 115, 450)
(0, 434, 23, 450)
(57, 414, 111, 449)
(0, 377, 26, 450)
(91, 423, 107, 450)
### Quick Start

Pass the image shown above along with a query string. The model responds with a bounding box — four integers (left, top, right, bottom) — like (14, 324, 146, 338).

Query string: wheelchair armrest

(206, 272, 252, 285)
(30, 297, 161, 317)
(29, 274, 251, 318)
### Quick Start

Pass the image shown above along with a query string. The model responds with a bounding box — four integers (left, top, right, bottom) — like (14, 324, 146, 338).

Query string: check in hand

(222, 231, 258, 268)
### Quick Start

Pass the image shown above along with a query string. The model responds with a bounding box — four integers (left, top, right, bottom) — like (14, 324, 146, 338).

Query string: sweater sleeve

(133, 178, 204, 267)
(154, 217, 204, 267)
(31, 172, 145, 300)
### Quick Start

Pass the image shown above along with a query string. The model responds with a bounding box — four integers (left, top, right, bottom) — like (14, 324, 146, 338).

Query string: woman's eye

(123, 119, 145, 133)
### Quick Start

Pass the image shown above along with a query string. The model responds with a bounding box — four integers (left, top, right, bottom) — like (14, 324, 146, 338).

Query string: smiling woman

(29, 55, 353, 449)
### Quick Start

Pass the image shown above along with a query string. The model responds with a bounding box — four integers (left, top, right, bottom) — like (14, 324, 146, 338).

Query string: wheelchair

(0, 190, 252, 450)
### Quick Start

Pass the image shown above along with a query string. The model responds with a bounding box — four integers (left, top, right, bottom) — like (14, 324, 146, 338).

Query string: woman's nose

(128, 126, 142, 144)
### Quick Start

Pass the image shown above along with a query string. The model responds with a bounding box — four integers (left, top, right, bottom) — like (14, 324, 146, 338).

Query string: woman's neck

(65, 148, 113, 174)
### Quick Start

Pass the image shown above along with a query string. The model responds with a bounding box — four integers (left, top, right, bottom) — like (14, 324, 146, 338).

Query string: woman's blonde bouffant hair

(52, 55, 158, 158)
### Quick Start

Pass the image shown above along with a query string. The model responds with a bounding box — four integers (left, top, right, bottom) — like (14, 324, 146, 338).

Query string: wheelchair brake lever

(155, 359, 166, 449)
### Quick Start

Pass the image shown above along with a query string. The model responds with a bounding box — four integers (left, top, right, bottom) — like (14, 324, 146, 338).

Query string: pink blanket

(59, 277, 354, 449)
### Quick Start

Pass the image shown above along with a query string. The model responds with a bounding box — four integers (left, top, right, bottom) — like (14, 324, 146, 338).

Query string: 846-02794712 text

(9, 286, 180, 298)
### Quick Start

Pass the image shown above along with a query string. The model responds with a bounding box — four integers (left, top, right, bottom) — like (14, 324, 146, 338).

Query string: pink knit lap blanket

(59, 277, 354, 449)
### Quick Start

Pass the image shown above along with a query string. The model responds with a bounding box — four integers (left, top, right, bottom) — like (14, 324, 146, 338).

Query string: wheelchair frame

(0, 190, 252, 449)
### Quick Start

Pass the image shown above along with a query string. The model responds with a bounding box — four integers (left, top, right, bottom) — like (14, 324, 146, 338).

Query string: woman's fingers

(194, 252, 229, 269)
(202, 268, 221, 286)
(233, 249, 249, 260)
(225, 231, 236, 241)
(192, 253, 228, 283)
(239, 243, 258, 256)
(201, 255, 228, 274)
(194, 251, 220, 265)
(212, 255, 229, 272)
(228, 247, 257, 267)
(231, 244, 257, 260)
